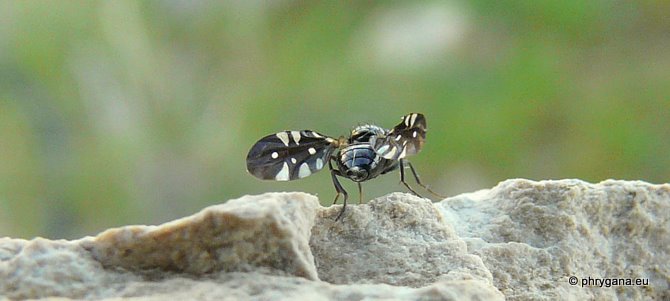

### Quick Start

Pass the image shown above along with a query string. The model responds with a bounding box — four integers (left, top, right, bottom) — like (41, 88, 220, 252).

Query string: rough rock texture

(0, 238, 136, 299)
(439, 179, 670, 300)
(1, 179, 668, 300)
(82, 193, 319, 280)
(310, 193, 493, 287)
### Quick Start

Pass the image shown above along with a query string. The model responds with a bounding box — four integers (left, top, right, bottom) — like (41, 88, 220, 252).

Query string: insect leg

(329, 159, 349, 221)
(405, 160, 446, 198)
(331, 171, 349, 221)
(329, 159, 342, 205)
(399, 159, 423, 197)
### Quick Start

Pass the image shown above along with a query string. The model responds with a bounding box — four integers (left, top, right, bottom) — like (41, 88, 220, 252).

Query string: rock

(0, 238, 135, 300)
(310, 193, 494, 287)
(1, 192, 321, 300)
(0, 180, 668, 300)
(438, 179, 670, 300)
(81, 193, 320, 280)
(83, 273, 502, 301)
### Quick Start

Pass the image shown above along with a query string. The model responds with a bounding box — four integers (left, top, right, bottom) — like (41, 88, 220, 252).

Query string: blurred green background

(1, 1, 668, 239)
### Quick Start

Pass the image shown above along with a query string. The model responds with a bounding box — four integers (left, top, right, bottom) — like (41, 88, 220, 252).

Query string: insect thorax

(349, 124, 387, 144)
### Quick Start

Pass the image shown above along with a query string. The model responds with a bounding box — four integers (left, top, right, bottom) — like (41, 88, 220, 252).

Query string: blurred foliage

(0, 1, 668, 239)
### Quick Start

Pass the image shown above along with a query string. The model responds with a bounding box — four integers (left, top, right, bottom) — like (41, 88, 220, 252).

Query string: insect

(246, 113, 443, 221)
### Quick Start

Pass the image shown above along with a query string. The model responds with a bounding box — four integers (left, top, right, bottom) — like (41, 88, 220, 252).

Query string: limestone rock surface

(0, 180, 668, 301)
(310, 193, 493, 287)
(81, 193, 319, 280)
(438, 179, 670, 300)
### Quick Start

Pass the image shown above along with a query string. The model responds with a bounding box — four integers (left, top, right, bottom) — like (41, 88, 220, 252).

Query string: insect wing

(246, 130, 335, 181)
(372, 113, 426, 160)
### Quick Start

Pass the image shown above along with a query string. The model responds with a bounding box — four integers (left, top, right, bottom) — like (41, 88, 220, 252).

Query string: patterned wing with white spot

(246, 130, 336, 181)
(371, 113, 427, 160)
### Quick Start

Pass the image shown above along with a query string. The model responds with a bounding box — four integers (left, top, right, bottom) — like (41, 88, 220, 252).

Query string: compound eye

(346, 167, 369, 182)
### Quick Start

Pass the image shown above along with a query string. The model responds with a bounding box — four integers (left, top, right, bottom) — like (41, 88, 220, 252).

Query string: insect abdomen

(336, 144, 383, 182)
(338, 145, 376, 168)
